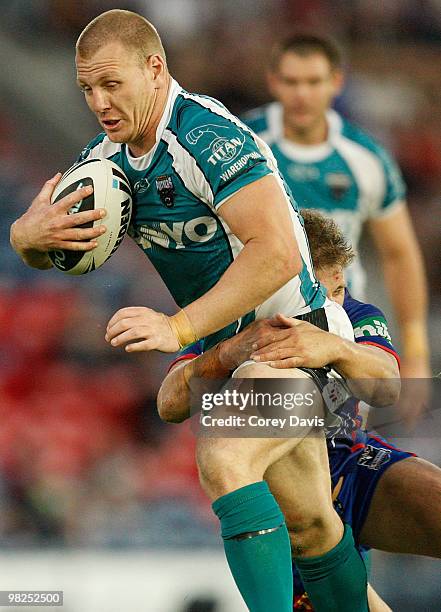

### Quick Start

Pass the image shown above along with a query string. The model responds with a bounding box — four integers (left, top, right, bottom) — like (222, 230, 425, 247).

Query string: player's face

(315, 264, 346, 305)
(76, 42, 163, 152)
(268, 52, 343, 135)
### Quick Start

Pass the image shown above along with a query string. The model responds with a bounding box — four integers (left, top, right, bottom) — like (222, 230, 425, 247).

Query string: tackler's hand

(250, 313, 339, 369)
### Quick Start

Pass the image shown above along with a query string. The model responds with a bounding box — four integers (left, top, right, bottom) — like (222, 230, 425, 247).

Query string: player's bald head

(76, 9, 166, 65)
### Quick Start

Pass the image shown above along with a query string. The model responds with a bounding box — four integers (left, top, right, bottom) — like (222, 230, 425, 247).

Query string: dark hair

(301, 209, 355, 271)
(270, 34, 343, 71)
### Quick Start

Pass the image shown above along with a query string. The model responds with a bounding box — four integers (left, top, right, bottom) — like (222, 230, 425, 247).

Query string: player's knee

(286, 514, 330, 556)
(197, 440, 238, 482)
(288, 521, 324, 556)
(196, 439, 254, 498)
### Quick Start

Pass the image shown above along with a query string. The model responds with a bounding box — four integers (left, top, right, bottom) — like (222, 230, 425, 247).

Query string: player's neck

(283, 115, 328, 146)
(129, 75, 171, 157)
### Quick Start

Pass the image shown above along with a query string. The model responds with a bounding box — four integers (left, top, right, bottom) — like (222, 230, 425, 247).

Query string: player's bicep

(368, 202, 417, 257)
(376, 144, 406, 214)
(218, 175, 301, 263)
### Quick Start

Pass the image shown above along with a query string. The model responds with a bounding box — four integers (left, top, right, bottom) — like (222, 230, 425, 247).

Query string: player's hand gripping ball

(48, 158, 132, 274)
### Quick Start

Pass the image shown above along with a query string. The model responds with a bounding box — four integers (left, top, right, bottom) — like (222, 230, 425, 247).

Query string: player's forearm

(332, 338, 400, 406)
(10, 221, 53, 270)
(380, 243, 429, 363)
(184, 239, 300, 340)
(157, 345, 231, 423)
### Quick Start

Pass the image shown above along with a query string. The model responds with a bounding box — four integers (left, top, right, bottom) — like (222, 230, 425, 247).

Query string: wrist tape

(168, 309, 198, 348)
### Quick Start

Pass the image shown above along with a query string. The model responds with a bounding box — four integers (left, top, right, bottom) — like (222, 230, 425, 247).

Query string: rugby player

(158, 210, 441, 610)
(242, 34, 431, 386)
(11, 10, 367, 611)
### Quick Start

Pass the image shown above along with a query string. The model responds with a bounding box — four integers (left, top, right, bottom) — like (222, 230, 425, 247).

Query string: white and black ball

(48, 158, 132, 274)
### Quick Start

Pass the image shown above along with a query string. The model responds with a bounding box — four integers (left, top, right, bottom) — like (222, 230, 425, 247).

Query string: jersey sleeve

(342, 121, 406, 218)
(373, 144, 406, 216)
(175, 101, 273, 209)
(167, 341, 203, 373)
(240, 107, 269, 136)
(343, 290, 400, 366)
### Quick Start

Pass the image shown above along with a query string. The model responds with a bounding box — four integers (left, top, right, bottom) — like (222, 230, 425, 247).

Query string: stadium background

(0, 1, 440, 610)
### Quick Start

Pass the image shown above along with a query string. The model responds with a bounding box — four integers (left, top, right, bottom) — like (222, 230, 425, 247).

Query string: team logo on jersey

(134, 178, 150, 194)
(357, 444, 392, 470)
(155, 175, 175, 207)
(325, 173, 351, 200)
(353, 316, 392, 344)
(132, 216, 218, 250)
(186, 124, 246, 167)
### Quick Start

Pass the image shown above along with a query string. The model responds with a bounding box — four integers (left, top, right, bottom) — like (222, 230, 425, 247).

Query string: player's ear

(147, 53, 166, 85)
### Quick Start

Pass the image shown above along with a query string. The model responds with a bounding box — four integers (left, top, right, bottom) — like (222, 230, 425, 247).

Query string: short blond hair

(301, 209, 355, 271)
(76, 9, 166, 65)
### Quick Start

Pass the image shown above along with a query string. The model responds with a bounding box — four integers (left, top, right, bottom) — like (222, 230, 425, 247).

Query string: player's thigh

(264, 432, 333, 526)
(233, 361, 302, 378)
(359, 457, 441, 557)
(226, 361, 325, 470)
(232, 361, 325, 428)
(196, 434, 304, 490)
(196, 363, 325, 492)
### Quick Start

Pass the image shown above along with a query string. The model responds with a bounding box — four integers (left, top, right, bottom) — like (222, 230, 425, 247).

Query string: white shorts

(322, 297, 354, 341)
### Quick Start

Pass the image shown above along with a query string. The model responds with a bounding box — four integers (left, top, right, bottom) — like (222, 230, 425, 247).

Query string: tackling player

(242, 34, 430, 386)
(10, 10, 370, 612)
(159, 210, 441, 610)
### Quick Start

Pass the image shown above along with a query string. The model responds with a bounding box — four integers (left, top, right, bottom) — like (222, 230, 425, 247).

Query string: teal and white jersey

(78, 79, 325, 350)
(242, 104, 406, 298)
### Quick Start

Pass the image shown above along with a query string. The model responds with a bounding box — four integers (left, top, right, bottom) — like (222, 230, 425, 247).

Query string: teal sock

(213, 481, 293, 612)
(294, 524, 369, 612)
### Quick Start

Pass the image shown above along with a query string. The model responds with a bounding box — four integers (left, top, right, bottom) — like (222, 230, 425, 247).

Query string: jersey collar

(268, 103, 343, 163)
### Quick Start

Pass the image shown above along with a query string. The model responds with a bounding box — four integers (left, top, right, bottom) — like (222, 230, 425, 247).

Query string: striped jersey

(78, 79, 325, 349)
(242, 104, 406, 298)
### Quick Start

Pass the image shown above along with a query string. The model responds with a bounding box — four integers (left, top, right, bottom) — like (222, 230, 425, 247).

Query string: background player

(242, 34, 431, 387)
(159, 210, 441, 610)
(9, 10, 369, 612)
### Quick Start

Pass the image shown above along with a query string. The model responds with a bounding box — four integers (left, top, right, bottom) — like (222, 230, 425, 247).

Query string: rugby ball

(48, 158, 132, 274)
